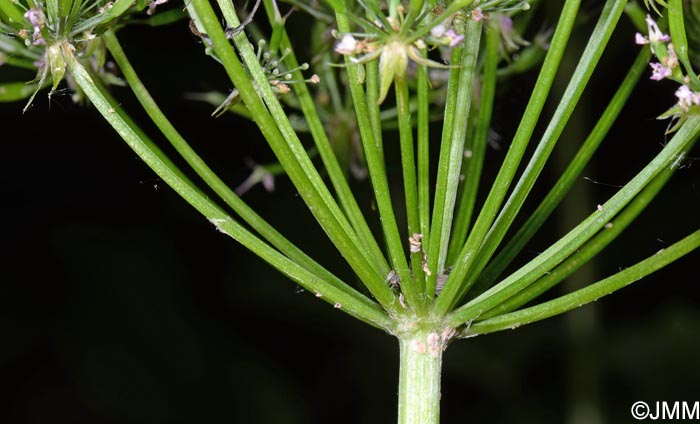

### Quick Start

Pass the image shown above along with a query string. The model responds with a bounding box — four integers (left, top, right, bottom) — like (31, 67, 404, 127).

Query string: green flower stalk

(2, 0, 700, 422)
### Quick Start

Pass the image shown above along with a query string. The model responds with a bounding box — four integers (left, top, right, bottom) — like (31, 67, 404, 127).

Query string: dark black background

(2, 2, 699, 423)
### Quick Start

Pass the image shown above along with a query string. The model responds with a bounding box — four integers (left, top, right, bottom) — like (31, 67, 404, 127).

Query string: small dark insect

(386, 270, 401, 289)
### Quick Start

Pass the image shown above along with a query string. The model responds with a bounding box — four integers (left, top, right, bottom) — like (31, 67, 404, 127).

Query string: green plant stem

(258, 0, 391, 277)
(398, 331, 443, 424)
(214, 0, 377, 268)
(336, 12, 412, 304)
(447, 20, 500, 266)
(453, 0, 628, 302)
(425, 18, 482, 297)
(669, 0, 699, 84)
(190, 0, 398, 312)
(318, 50, 343, 116)
(56, 0, 73, 31)
(71, 0, 135, 35)
(479, 149, 689, 319)
(447, 115, 700, 328)
(395, 75, 424, 309)
(365, 61, 387, 168)
(395, 77, 419, 238)
(462, 229, 700, 336)
(101, 30, 365, 302)
(416, 56, 431, 245)
(64, 51, 392, 330)
(432, 0, 582, 317)
(473, 48, 650, 293)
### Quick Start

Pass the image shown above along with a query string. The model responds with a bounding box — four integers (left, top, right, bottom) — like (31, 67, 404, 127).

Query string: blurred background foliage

(2, 0, 699, 422)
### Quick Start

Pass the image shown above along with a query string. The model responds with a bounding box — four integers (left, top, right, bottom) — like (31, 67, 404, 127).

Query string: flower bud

(46, 43, 66, 93)
(378, 41, 408, 104)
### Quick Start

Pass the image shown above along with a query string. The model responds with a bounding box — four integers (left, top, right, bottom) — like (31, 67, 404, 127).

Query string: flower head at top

(1, 0, 158, 111)
(333, 0, 533, 104)
(333, 5, 471, 104)
(332, 0, 531, 104)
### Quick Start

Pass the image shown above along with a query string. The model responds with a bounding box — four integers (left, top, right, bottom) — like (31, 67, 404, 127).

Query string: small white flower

(335, 34, 358, 55)
(636, 15, 670, 53)
(430, 24, 446, 38)
(675, 85, 700, 111)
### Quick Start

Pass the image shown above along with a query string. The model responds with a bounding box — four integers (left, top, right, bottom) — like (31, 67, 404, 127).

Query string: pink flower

(649, 62, 671, 80)
(636, 15, 670, 53)
(675, 85, 700, 111)
(24, 8, 44, 27)
(471, 8, 485, 22)
(645, 15, 671, 44)
(445, 29, 464, 47)
(430, 25, 464, 47)
(23, 8, 46, 46)
(635, 32, 648, 46)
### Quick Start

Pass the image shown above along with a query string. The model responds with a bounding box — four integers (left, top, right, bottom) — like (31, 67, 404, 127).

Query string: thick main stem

(398, 331, 445, 424)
